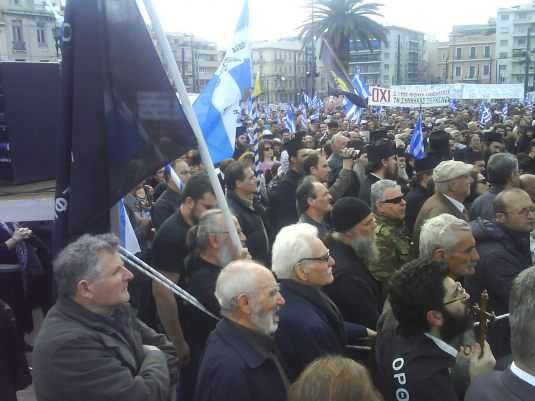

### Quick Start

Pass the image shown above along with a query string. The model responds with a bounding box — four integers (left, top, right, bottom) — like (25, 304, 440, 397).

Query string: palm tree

(299, 0, 387, 72)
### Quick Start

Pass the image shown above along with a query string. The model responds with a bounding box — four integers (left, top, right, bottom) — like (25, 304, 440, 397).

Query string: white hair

(434, 180, 451, 194)
(215, 260, 265, 317)
(370, 179, 398, 212)
(272, 223, 318, 280)
(419, 214, 471, 258)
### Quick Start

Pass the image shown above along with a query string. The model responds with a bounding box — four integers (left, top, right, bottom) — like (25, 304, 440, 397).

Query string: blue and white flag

(409, 113, 425, 160)
(501, 103, 508, 121)
(284, 105, 296, 133)
(479, 102, 492, 127)
(193, 0, 251, 164)
(351, 71, 370, 100)
(343, 96, 360, 122)
(247, 97, 258, 120)
(449, 98, 457, 112)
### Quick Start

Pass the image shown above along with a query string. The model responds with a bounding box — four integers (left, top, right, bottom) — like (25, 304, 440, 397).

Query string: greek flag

(501, 103, 508, 121)
(165, 164, 185, 192)
(409, 113, 425, 160)
(343, 96, 361, 122)
(352, 71, 370, 100)
(284, 105, 296, 133)
(479, 102, 492, 127)
(193, 0, 251, 164)
(303, 93, 312, 108)
(449, 98, 457, 112)
(247, 97, 258, 120)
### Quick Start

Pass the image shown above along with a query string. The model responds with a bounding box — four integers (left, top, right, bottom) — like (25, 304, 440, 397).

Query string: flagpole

(142, 0, 242, 251)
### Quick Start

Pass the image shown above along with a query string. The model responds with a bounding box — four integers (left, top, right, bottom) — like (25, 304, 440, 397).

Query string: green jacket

(369, 214, 414, 290)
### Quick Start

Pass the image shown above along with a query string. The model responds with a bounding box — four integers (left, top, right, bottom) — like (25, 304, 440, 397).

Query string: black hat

(370, 128, 389, 143)
(331, 197, 372, 232)
(429, 130, 450, 153)
(464, 149, 483, 163)
(367, 139, 396, 163)
(483, 131, 504, 144)
(284, 131, 305, 157)
(414, 157, 439, 173)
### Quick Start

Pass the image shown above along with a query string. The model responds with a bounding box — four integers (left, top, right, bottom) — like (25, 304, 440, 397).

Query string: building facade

(252, 38, 312, 104)
(164, 32, 220, 93)
(0, 0, 60, 63)
(342, 26, 425, 87)
(496, 2, 535, 88)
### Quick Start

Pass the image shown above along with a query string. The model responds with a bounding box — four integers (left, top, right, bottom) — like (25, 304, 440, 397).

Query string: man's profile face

(444, 231, 479, 279)
(191, 192, 217, 223)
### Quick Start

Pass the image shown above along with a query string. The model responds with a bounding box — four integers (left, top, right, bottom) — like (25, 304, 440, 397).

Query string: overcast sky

(151, 0, 523, 48)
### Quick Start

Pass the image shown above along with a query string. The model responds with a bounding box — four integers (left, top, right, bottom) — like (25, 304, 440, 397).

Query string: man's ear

(235, 293, 252, 315)
(77, 280, 93, 300)
(432, 247, 447, 261)
(183, 196, 194, 209)
(294, 264, 308, 282)
(426, 310, 444, 329)
(495, 212, 506, 224)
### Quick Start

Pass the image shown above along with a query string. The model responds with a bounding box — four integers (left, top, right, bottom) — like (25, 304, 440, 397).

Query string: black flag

(54, 0, 197, 252)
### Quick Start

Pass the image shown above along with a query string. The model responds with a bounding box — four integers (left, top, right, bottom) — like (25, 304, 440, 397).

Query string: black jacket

(375, 331, 459, 401)
(195, 319, 288, 401)
(275, 280, 367, 381)
(466, 219, 532, 359)
(405, 184, 430, 236)
(151, 188, 181, 230)
(227, 191, 270, 266)
(358, 172, 381, 205)
(269, 169, 302, 234)
(323, 237, 383, 329)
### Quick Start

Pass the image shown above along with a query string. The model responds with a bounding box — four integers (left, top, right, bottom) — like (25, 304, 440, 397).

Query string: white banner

(368, 86, 451, 108)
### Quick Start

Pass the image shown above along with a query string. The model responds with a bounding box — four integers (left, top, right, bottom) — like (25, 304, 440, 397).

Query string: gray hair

(54, 234, 119, 299)
(434, 180, 452, 194)
(419, 214, 471, 258)
(215, 260, 265, 317)
(487, 153, 518, 186)
(272, 223, 318, 280)
(370, 179, 399, 212)
(186, 209, 225, 253)
(510, 266, 535, 370)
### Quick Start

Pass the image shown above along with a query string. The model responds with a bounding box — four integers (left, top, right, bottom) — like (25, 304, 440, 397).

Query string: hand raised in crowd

(458, 341, 496, 380)
(341, 148, 355, 170)
(12, 227, 32, 243)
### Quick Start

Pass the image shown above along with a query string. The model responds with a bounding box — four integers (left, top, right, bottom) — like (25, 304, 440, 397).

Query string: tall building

(441, 22, 496, 84)
(164, 32, 221, 93)
(496, 2, 535, 88)
(252, 38, 311, 104)
(342, 26, 425, 87)
(0, 0, 60, 62)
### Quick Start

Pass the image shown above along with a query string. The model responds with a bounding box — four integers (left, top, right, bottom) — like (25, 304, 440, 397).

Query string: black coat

(404, 184, 430, 236)
(227, 191, 270, 266)
(466, 219, 532, 360)
(323, 237, 383, 329)
(465, 367, 535, 401)
(195, 319, 288, 401)
(275, 280, 367, 381)
(375, 331, 459, 401)
(151, 188, 182, 230)
(269, 169, 301, 234)
(358, 172, 381, 205)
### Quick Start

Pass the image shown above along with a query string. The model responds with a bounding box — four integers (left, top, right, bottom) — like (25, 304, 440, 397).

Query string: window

(383, 75, 389, 81)
(499, 65, 507, 71)
(499, 52, 508, 59)
(470, 47, 476, 59)
(456, 47, 462, 59)
(483, 65, 490, 75)
(484, 46, 490, 58)
(12, 20, 23, 42)
(384, 52, 390, 59)
(500, 13, 509, 21)
(37, 24, 46, 46)
(384, 64, 389, 72)
(455, 66, 461, 77)
(500, 40, 509, 46)
(517, 12, 528, 20)
(469, 66, 476, 78)
(518, 37, 527, 45)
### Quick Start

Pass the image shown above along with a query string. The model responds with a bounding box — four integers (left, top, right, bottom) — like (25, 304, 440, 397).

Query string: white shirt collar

(511, 362, 535, 387)
(443, 194, 465, 213)
(424, 333, 458, 358)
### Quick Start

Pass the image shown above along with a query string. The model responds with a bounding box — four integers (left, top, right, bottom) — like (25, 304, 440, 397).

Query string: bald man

(519, 174, 535, 266)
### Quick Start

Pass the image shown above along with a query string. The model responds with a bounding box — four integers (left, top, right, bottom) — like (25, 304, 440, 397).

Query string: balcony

(12, 41, 26, 52)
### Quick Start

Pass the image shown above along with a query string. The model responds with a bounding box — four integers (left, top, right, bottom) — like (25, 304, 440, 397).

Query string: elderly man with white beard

(194, 260, 288, 401)
(323, 197, 383, 331)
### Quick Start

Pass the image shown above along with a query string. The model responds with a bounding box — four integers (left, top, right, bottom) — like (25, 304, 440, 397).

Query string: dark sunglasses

(477, 179, 488, 184)
(263, 147, 272, 151)
(382, 195, 405, 204)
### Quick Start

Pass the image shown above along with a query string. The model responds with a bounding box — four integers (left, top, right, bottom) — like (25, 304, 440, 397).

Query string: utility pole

(396, 34, 401, 85)
(525, 25, 534, 94)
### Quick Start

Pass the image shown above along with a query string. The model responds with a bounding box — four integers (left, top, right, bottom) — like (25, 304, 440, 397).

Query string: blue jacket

(195, 319, 287, 401)
(275, 280, 367, 381)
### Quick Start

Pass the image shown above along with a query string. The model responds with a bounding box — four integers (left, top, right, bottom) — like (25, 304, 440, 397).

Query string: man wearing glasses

(272, 223, 371, 381)
(375, 258, 495, 401)
(467, 188, 535, 361)
(368, 180, 414, 295)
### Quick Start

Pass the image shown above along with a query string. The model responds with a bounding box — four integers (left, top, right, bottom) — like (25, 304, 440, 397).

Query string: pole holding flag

(143, 0, 244, 251)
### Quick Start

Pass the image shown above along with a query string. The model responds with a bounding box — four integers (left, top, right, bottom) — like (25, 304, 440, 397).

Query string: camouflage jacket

(369, 214, 414, 289)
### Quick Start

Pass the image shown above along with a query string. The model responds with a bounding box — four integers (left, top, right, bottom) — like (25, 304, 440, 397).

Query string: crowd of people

(3, 100, 535, 401)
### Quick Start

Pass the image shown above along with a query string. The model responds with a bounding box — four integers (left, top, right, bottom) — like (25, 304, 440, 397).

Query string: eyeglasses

(443, 282, 469, 306)
(296, 251, 330, 264)
(477, 179, 488, 184)
(382, 195, 405, 204)
(263, 147, 272, 151)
